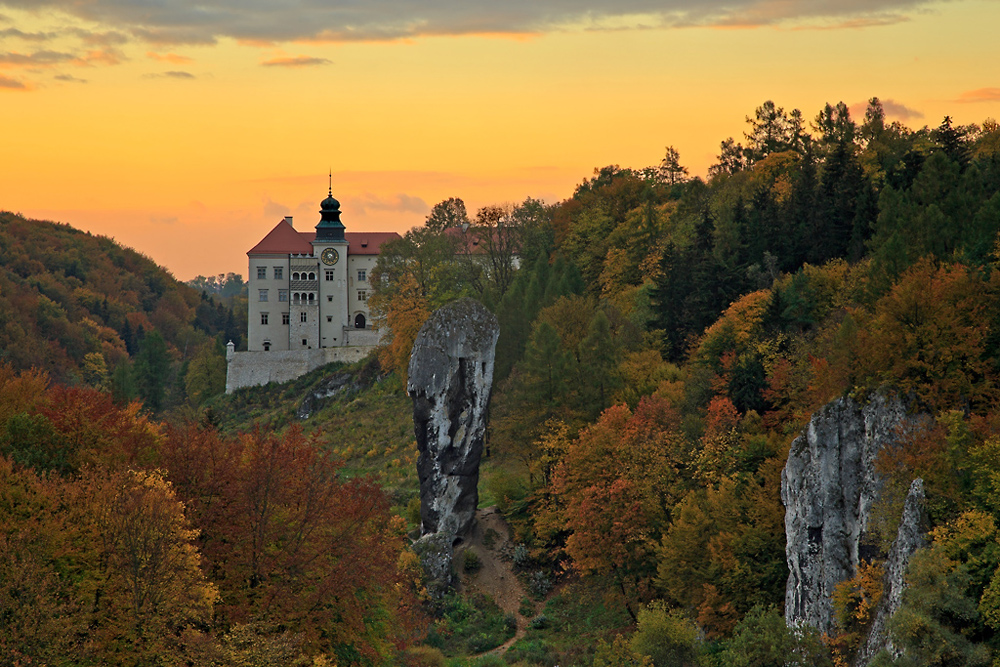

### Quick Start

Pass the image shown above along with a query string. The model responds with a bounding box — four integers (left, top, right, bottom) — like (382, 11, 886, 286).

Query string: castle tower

(312, 188, 350, 347)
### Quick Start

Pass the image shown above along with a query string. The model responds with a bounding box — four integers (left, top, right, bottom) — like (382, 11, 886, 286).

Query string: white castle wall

(225, 345, 375, 393)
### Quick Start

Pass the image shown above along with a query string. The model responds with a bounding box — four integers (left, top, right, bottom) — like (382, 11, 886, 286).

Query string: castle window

(308, 293, 315, 302)
(358, 290, 368, 302)
(274, 267, 283, 280)
(293, 293, 300, 304)
(308, 272, 316, 280)
(357, 269, 366, 282)
(257, 266, 266, 280)
(278, 289, 288, 302)
(263, 342, 271, 351)
(260, 312, 269, 325)
(300, 312, 307, 323)
(293, 272, 300, 280)
(282, 313, 290, 325)
(327, 316, 333, 322)
(258, 289, 268, 302)
(302, 338, 308, 346)
(327, 295, 333, 302)
(325, 270, 334, 281)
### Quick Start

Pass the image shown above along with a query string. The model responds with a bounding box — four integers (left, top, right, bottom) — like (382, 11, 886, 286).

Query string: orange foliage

(854, 259, 995, 411)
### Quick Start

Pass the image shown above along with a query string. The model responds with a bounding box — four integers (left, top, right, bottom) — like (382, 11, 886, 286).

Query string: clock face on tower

(321, 248, 339, 266)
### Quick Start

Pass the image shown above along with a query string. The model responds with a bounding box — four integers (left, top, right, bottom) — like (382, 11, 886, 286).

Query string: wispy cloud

(957, 87, 1000, 104)
(0, 50, 75, 66)
(143, 70, 196, 79)
(260, 55, 331, 67)
(0, 74, 27, 89)
(147, 51, 193, 64)
(848, 97, 923, 122)
(54, 73, 88, 83)
(0, 0, 942, 45)
(0, 27, 59, 40)
(350, 193, 430, 216)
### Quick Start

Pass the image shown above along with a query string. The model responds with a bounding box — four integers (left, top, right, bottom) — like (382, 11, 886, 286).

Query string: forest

(3, 97, 1000, 666)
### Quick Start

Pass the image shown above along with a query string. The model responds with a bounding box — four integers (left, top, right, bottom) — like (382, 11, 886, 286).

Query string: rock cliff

(407, 298, 499, 539)
(782, 393, 922, 638)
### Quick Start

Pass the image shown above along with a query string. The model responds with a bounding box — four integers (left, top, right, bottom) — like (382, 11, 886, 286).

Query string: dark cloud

(260, 55, 331, 67)
(0, 0, 942, 44)
(54, 73, 88, 82)
(0, 74, 27, 89)
(957, 88, 1000, 103)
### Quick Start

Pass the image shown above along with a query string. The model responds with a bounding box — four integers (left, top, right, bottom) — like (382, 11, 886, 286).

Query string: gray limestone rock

(407, 298, 499, 540)
(782, 392, 920, 636)
(411, 531, 455, 600)
(855, 478, 927, 667)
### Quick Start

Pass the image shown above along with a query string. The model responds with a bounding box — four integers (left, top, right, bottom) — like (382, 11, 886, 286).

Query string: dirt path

(453, 507, 541, 655)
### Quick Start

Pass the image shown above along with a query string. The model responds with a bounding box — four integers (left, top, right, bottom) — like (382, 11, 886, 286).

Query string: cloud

(262, 197, 290, 219)
(0, 0, 943, 45)
(957, 88, 1000, 104)
(68, 28, 130, 46)
(0, 74, 27, 89)
(848, 97, 923, 122)
(260, 55, 331, 67)
(54, 73, 88, 82)
(0, 27, 59, 40)
(0, 50, 75, 66)
(147, 51, 193, 64)
(150, 215, 178, 225)
(350, 193, 430, 216)
(143, 70, 196, 78)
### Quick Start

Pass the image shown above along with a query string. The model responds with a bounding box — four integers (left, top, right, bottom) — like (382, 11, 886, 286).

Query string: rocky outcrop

(296, 360, 379, 419)
(408, 298, 499, 539)
(855, 479, 927, 666)
(782, 392, 920, 636)
(411, 531, 455, 600)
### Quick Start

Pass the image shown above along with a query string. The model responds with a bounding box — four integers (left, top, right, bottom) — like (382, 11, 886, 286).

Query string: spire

(328, 168, 332, 197)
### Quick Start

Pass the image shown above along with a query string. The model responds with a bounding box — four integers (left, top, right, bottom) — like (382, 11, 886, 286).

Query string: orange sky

(1, 0, 998, 280)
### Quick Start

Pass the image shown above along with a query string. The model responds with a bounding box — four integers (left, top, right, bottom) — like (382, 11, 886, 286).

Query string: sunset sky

(1, 0, 998, 280)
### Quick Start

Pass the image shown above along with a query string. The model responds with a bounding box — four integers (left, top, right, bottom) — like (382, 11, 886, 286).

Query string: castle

(226, 189, 400, 392)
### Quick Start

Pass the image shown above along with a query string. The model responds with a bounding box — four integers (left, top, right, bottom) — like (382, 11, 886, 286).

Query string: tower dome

(315, 184, 346, 241)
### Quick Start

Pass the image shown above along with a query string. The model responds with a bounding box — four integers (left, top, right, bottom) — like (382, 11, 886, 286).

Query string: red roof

(248, 219, 400, 256)
(247, 219, 313, 255)
(345, 232, 400, 255)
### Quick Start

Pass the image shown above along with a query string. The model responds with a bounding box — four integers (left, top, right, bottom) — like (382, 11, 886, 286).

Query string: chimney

(284, 215, 293, 227)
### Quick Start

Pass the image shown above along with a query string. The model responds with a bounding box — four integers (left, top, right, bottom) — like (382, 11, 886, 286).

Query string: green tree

(134, 330, 170, 412)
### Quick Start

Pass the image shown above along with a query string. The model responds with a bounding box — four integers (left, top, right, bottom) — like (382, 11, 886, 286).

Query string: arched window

(293, 293, 300, 303)
(292, 272, 300, 280)
(308, 272, 316, 281)
(354, 313, 366, 329)
(308, 293, 315, 302)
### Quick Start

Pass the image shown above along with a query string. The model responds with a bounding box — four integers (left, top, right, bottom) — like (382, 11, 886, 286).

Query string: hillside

(4, 99, 1000, 667)
(0, 210, 243, 410)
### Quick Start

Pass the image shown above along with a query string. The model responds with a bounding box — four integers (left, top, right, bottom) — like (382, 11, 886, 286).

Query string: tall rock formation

(407, 298, 499, 539)
(782, 392, 922, 636)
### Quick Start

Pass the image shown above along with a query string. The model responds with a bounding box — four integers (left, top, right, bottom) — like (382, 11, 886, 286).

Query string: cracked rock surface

(407, 298, 499, 540)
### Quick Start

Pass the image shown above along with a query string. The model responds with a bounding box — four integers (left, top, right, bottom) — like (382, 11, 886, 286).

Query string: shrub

(464, 550, 483, 573)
